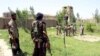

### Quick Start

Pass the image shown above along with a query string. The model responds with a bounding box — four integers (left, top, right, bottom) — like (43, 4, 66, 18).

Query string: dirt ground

(74, 35, 100, 42)
(0, 34, 100, 56)
(0, 39, 12, 56)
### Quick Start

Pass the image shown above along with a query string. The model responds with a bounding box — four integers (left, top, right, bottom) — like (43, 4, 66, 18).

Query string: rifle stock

(43, 33, 52, 56)
(47, 42, 52, 56)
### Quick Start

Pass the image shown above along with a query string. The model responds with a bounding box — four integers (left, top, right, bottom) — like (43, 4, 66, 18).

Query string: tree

(86, 23, 95, 32)
(76, 13, 80, 19)
(22, 9, 29, 33)
(30, 6, 35, 19)
(22, 10, 28, 19)
(56, 11, 65, 25)
(94, 9, 100, 23)
(72, 14, 76, 23)
(16, 9, 23, 27)
(56, 9, 67, 48)
(16, 9, 29, 33)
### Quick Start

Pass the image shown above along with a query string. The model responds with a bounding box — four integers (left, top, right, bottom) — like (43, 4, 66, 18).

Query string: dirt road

(0, 39, 12, 56)
(74, 35, 100, 42)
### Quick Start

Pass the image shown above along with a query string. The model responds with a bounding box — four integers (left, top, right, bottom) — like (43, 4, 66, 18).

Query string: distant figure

(80, 24, 84, 35)
(70, 24, 76, 36)
(64, 25, 68, 36)
(64, 25, 71, 36)
(31, 13, 50, 56)
(73, 24, 77, 35)
(8, 12, 22, 56)
(67, 25, 71, 36)
(56, 23, 62, 35)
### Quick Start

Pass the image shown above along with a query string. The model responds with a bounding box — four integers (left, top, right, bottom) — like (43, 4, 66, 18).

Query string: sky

(0, 0, 100, 19)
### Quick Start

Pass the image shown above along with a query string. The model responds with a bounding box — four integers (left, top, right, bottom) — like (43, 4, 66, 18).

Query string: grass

(0, 27, 100, 56)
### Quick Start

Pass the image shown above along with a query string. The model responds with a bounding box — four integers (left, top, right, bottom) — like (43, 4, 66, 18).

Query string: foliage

(76, 13, 80, 19)
(72, 15, 76, 23)
(94, 9, 100, 23)
(86, 23, 95, 32)
(56, 11, 65, 25)
(1, 28, 100, 56)
(16, 9, 29, 33)
(22, 10, 29, 19)
(30, 6, 35, 19)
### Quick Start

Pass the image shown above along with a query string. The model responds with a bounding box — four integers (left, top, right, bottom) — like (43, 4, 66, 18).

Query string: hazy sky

(0, 0, 100, 19)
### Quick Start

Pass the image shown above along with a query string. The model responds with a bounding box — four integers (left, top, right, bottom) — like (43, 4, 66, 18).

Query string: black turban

(36, 13, 43, 20)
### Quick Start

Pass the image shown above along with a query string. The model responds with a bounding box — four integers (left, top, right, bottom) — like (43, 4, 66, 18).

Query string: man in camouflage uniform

(31, 13, 50, 56)
(56, 23, 62, 35)
(70, 24, 76, 36)
(8, 12, 21, 56)
(80, 24, 84, 35)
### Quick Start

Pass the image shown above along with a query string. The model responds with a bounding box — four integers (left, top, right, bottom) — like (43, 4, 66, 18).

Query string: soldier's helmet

(36, 12, 43, 20)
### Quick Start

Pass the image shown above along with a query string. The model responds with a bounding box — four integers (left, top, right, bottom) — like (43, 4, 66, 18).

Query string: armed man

(56, 23, 62, 35)
(31, 13, 51, 56)
(70, 24, 75, 36)
(8, 12, 22, 56)
(80, 24, 84, 35)
(63, 15, 68, 36)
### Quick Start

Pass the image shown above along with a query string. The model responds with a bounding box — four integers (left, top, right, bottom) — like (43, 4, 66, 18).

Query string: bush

(86, 23, 95, 32)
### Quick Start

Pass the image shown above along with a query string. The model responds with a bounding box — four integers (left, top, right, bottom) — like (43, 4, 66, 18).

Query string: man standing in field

(70, 24, 76, 36)
(8, 12, 22, 56)
(67, 25, 71, 36)
(56, 23, 62, 35)
(80, 24, 84, 35)
(31, 13, 50, 56)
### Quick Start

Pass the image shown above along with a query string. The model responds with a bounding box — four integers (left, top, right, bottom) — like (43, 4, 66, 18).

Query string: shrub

(86, 23, 95, 32)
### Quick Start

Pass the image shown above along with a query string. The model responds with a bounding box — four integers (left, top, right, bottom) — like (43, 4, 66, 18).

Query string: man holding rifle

(8, 12, 22, 56)
(31, 13, 52, 56)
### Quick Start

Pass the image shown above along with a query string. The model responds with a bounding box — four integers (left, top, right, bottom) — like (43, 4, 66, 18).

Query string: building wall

(63, 6, 75, 24)
(1, 12, 57, 29)
(0, 18, 10, 29)
(0, 18, 57, 29)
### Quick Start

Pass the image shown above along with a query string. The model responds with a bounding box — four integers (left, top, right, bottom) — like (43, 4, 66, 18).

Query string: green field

(0, 28, 100, 56)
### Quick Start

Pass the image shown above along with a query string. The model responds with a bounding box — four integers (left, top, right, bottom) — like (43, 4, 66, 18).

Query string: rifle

(43, 32, 52, 56)
(8, 25, 17, 49)
(8, 7, 14, 14)
(12, 38, 17, 49)
(10, 34, 17, 49)
(46, 42, 52, 56)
